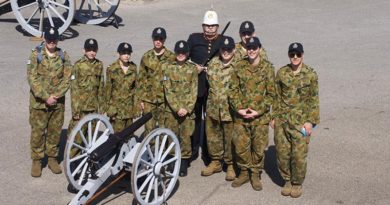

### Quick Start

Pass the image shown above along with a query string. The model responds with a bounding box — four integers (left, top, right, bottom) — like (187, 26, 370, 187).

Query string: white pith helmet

(203, 10, 219, 25)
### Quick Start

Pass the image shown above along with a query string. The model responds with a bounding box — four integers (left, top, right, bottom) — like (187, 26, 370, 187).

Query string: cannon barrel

(89, 112, 152, 162)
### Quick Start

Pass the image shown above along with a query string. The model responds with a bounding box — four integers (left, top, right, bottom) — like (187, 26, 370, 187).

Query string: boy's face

(153, 37, 165, 49)
(84, 49, 97, 60)
(176, 52, 188, 63)
(119, 52, 131, 63)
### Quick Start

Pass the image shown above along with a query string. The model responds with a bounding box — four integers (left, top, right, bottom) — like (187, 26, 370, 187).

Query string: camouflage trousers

(111, 118, 134, 133)
(164, 113, 194, 159)
(143, 102, 165, 137)
(274, 119, 308, 185)
(29, 107, 64, 160)
(233, 122, 269, 172)
(205, 116, 233, 165)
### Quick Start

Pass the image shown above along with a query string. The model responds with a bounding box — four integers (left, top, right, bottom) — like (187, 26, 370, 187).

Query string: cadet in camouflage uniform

(137, 27, 175, 135)
(27, 27, 71, 177)
(68, 38, 104, 157)
(229, 37, 276, 191)
(162, 40, 198, 177)
(272, 42, 320, 198)
(201, 36, 236, 181)
(235, 21, 268, 61)
(105, 42, 138, 132)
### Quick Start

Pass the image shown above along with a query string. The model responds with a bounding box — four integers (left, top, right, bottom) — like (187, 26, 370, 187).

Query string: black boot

(180, 159, 189, 177)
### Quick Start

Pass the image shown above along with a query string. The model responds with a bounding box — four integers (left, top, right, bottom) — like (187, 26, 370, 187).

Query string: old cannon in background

(64, 112, 181, 205)
(0, 0, 120, 37)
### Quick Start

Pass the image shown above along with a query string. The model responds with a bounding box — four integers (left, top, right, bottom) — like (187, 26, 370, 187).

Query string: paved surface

(1, 0, 390, 204)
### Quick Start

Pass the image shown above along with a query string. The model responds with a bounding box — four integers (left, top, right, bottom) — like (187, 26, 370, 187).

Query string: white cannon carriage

(0, 0, 120, 37)
(64, 112, 181, 205)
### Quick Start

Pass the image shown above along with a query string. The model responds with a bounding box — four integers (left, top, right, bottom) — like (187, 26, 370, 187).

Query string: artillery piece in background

(0, 0, 120, 37)
(64, 112, 181, 205)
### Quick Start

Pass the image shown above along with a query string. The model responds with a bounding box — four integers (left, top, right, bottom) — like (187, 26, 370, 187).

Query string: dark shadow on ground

(264, 145, 284, 187)
(70, 173, 181, 205)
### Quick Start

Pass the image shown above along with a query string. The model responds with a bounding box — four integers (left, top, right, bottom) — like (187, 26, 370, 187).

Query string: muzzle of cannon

(64, 112, 181, 205)
(89, 112, 152, 162)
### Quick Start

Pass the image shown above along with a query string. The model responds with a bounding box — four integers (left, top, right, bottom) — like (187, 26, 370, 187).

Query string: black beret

(117, 42, 132, 54)
(84, 38, 98, 50)
(44, 27, 59, 41)
(174, 40, 189, 53)
(246, 37, 262, 49)
(152, 27, 167, 39)
(288, 42, 304, 53)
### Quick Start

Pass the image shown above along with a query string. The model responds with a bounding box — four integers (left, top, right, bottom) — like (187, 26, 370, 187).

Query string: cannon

(64, 112, 181, 205)
(1, 0, 120, 37)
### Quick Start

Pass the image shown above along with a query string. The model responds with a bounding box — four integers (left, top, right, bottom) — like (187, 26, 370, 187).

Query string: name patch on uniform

(71, 75, 76, 80)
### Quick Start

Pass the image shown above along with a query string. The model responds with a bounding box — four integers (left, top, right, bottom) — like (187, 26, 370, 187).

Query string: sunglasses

(288, 52, 302, 58)
(241, 31, 253, 36)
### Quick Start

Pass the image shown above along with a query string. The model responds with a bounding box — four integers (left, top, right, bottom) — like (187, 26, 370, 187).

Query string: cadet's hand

(270, 119, 275, 129)
(46, 95, 57, 106)
(246, 108, 259, 119)
(196, 65, 207, 74)
(140, 102, 144, 111)
(73, 114, 80, 120)
(238, 109, 248, 117)
(303, 122, 313, 136)
(177, 108, 188, 117)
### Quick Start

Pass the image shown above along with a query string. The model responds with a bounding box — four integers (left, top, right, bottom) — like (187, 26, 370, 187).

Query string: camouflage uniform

(162, 61, 198, 159)
(205, 56, 235, 165)
(105, 59, 138, 132)
(273, 63, 320, 185)
(67, 56, 104, 155)
(137, 47, 175, 135)
(230, 58, 276, 172)
(235, 43, 268, 61)
(27, 46, 72, 160)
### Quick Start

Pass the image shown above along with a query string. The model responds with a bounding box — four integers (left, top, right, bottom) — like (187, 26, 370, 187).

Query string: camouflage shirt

(274, 63, 320, 129)
(105, 59, 138, 119)
(27, 46, 72, 109)
(206, 56, 235, 121)
(230, 58, 276, 125)
(70, 56, 104, 116)
(137, 47, 175, 104)
(162, 60, 198, 117)
(235, 42, 269, 61)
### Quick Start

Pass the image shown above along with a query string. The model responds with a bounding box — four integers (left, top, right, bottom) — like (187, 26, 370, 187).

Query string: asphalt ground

(1, 0, 390, 204)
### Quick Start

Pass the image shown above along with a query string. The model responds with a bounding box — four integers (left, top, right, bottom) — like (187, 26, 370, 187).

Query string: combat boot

(201, 160, 222, 176)
(225, 164, 235, 181)
(250, 171, 262, 191)
(290, 184, 303, 198)
(231, 169, 249, 187)
(48, 157, 62, 174)
(31, 160, 42, 177)
(281, 181, 292, 196)
(179, 159, 189, 177)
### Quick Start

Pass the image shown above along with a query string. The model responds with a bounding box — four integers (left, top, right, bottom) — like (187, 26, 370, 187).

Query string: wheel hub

(153, 161, 164, 176)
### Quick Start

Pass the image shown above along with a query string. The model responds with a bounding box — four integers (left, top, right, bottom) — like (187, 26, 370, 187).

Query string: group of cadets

(27, 10, 319, 199)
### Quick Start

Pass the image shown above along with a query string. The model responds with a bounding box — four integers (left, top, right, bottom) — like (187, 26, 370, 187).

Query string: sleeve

(229, 69, 244, 112)
(104, 67, 116, 116)
(27, 51, 50, 101)
(97, 62, 105, 114)
(70, 63, 80, 117)
(272, 69, 283, 119)
(135, 56, 146, 103)
(184, 67, 198, 113)
(53, 53, 72, 97)
(307, 72, 320, 126)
